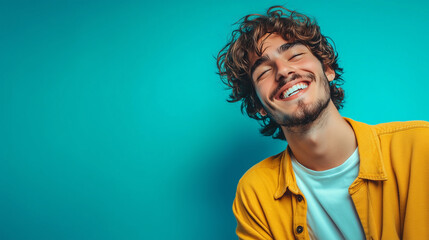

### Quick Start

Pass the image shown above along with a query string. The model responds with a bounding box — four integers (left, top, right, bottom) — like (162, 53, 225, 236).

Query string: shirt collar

(274, 117, 388, 200)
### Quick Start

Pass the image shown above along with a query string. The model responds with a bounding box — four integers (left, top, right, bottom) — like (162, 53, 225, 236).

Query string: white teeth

(282, 83, 308, 99)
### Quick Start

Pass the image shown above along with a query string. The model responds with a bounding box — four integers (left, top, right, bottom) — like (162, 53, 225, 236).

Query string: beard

(265, 72, 331, 129)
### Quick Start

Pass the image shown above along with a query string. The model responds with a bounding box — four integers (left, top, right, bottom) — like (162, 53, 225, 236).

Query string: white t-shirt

(291, 148, 365, 240)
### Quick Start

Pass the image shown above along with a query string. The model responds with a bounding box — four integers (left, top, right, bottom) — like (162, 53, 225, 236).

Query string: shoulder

(372, 121, 429, 167)
(373, 120, 429, 145)
(347, 117, 429, 136)
(373, 120, 429, 135)
(233, 154, 284, 240)
(236, 151, 284, 197)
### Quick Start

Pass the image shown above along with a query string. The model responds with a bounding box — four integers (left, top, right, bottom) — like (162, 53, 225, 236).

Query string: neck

(282, 102, 357, 171)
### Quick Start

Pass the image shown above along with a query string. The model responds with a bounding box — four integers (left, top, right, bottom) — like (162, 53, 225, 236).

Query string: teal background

(1, 0, 428, 239)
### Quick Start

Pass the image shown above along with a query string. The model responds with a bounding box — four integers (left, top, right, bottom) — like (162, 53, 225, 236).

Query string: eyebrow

(250, 42, 302, 78)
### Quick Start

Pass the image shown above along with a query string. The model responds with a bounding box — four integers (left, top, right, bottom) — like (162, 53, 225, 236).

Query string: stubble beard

(266, 73, 331, 130)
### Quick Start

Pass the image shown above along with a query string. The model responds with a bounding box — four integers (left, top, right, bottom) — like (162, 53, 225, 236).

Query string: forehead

(258, 33, 288, 50)
(249, 33, 290, 65)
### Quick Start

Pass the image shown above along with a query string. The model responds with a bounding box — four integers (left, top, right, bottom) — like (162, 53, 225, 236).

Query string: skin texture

(250, 33, 357, 171)
(251, 34, 334, 129)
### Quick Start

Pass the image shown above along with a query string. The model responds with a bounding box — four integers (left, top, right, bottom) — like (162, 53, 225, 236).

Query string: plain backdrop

(1, 0, 429, 239)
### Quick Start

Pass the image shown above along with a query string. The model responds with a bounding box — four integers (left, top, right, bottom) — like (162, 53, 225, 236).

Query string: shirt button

(296, 225, 304, 234)
(297, 195, 303, 202)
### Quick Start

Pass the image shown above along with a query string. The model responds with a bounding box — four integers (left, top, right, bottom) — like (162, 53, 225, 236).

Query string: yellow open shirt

(233, 118, 429, 240)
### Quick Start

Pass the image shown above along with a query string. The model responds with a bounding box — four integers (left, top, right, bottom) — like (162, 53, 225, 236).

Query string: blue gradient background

(1, 0, 428, 239)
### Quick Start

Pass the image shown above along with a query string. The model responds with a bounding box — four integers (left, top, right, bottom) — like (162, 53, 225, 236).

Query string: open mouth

(279, 81, 310, 100)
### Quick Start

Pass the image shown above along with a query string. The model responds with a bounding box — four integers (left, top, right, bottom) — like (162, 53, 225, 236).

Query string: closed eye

(289, 53, 304, 61)
(256, 69, 271, 81)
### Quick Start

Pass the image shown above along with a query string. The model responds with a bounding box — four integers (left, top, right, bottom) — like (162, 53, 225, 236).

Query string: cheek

(297, 58, 322, 71)
(254, 82, 273, 99)
(255, 88, 266, 102)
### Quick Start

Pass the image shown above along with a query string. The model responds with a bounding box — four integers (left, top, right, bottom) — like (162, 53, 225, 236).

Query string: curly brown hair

(216, 6, 344, 140)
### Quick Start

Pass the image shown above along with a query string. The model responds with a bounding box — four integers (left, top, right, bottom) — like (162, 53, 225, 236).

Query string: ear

(325, 67, 335, 82)
(259, 108, 267, 117)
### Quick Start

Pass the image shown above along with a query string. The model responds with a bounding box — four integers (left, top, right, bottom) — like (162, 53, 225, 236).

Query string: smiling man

(216, 6, 429, 240)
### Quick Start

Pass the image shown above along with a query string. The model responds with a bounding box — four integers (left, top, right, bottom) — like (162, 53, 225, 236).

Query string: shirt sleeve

(233, 178, 273, 240)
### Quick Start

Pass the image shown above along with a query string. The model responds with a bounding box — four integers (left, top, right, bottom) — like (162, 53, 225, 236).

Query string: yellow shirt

(233, 118, 429, 240)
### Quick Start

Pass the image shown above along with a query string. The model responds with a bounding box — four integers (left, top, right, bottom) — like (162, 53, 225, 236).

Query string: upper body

(216, 6, 429, 240)
(233, 118, 429, 239)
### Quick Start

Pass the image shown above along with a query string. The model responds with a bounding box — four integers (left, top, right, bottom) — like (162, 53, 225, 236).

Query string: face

(250, 33, 335, 129)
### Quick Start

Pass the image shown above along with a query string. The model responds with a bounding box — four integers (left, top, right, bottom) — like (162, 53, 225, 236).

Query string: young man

(216, 6, 429, 240)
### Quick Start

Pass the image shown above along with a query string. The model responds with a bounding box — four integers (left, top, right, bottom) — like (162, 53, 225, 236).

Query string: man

(216, 6, 429, 240)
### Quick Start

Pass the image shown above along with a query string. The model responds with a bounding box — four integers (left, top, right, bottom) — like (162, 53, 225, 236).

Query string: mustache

(270, 73, 316, 100)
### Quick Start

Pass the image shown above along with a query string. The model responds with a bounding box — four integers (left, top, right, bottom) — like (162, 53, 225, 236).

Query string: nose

(275, 59, 295, 82)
